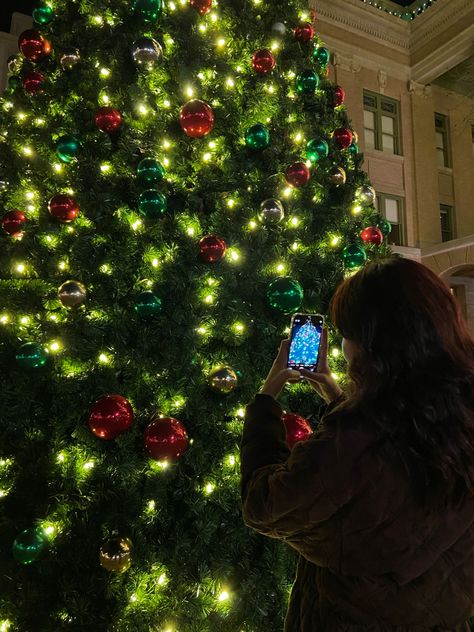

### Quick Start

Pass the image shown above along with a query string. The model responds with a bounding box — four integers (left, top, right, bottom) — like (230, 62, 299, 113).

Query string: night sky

(0, 0, 35, 32)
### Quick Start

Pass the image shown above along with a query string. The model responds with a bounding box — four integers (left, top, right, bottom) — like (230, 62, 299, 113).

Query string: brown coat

(240, 394, 474, 631)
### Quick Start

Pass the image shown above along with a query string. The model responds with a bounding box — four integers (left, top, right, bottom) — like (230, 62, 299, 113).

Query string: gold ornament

(209, 366, 238, 394)
(99, 537, 132, 572)
(330, 167, 347, 186)
(58, 280, 87, 308)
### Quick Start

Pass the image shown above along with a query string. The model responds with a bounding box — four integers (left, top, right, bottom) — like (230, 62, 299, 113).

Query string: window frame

(363, 90, 402, 156)
(376, 193, 406, 246)
(435, 113, 452, 168)
(440, 204, 455, 242)
(471, 124, 474, 159)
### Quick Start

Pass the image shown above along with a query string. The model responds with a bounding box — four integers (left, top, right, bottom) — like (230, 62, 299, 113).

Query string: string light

(100, 67, 110, 78)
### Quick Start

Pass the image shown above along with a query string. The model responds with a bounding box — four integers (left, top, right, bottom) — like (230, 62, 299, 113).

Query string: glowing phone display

(287, 313, 324, 371)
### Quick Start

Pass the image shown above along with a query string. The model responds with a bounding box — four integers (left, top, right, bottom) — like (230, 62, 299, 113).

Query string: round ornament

(245, 123, 270, 150)
(2, 210, 26, 237)
(209, 366, 238, 394)
(18, 29, 50, 62)
(23, 70, 44, 95)
(16, 342, 47, 369)
(131, 37, 163, 69)
(312, 46, 330, 67)
(133, 0, 162, 22)
(180, 99, 214, 138)
(13, 527, 48, 564)
(7, 54, 21, 74)
(330, 166, 346, 186)
(8, 76, 21, 91)
(89, 394, 134, 440)
(58, 280, 87, 309)
(285, 162, 310, 188)
(296, 69, 319, 94)
(190, 0, 212, 14)
(294, 22, 314, 42)
(138, 190, 167, 219)
(56, 135, 80, 163)
(334, 85, 345, 107)
(360, 226, 383, 246)
(282, 412, 312, 449)
(32, 5, 54, 24)
(258, 198, 284, 224)
(48, 194, 79, 223)
(306, 138, 328, 163)
(134, 291, 162, 318)
(343, 244, 367, 269)
(356, 185, 376, 206)
(199, 234, 226, 263)
(137, 157, 165, 185)
(60, 47, 80, 70)
(100, 537, 132, 572)
(95, 107, 122, 134)
(349, 142, 359, 155)
(272, 22, 286, 37)
(378, 218, 392, 237)
(334, 128, 353, 149)
(267, 277, 304, 313)
(251, 49, 275, 75)
(144, 417, 189, 461)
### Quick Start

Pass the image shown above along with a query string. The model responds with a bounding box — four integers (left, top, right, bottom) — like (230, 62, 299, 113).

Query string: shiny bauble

(144, 417, 189, 461)
(360, 226, 384, 246)
(48, 194, 79, 223)
(13, 527, 48, 564)
(134, 291, 162, 318)
(137, 157, 165, 185)
(138, 190, 167, 219)
(312, 46, 330, 67)
(296, 69, 319, 94)
(23, 70, 44, 95)
(282, 412, 312, 449)
(349, 142, 359, 155)
(15, 342, 47, 369)
(133, 0, 162, 22)
(55, 135, 80, 163)
(267, 277, 304, 314)
(294, 22, 314, 42)
(190, 0, 212, 14)
(7, 54, 21, 74)
(306, 138, 329, 162)
(2, 210, 26, 237)
(334, 127, 353, 149)
(18, 29, 50, 62)
(356, 185, 376, 206)
(60, 47, 80, 71)
(32, 5, 54, 24)
(285, 162, 311, 188)
(258, 198, 284, 224)
(245, 123, 270, 150)
(89, 394, 134, 440)
(334, 85, 345, 107)
(58, 280, 87, 309)
(330, 167, 347, 186)
(271, 22, 286, 37)
(131, 37, 163, 69)
(378, 218, 392, 236)
(199, 234, 226, 263)
(343, 244, 367, 269)
(251, 49, 275, 75)
(95, 107, 122, 134)
(209, 366, 238, 394)
(180, 99, 214, 138)
(99, 537, 132, 572)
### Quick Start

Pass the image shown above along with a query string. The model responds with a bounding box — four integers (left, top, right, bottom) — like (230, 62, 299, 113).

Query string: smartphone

(287, 313, 324, 371)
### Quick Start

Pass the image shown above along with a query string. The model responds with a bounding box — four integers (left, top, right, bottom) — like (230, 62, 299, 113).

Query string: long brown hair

(329, 257, 474, 511)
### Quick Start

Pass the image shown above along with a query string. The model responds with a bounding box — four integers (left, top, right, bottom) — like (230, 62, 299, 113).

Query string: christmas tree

(288, 317, 321, 367)
(0, 0, 390, 630)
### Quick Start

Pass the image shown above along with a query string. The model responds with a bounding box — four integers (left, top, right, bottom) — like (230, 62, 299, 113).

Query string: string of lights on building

(359, 0, 439, 20)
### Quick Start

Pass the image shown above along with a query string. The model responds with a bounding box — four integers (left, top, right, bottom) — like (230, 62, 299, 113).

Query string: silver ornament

(58, 280, 87, 308)
(272, 22, 287, 37)
(330, 167, 346, 186)
(209, 366, 238, 394)
(356, 185, 376, 206)
(131, 37, 163, 69)
(7, 54, 21, 74)
(60, 47, 80, 71)
(258, 198, 285, 224)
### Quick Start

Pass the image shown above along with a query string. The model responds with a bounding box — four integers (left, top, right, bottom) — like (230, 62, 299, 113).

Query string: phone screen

(287, 314, 324, 370)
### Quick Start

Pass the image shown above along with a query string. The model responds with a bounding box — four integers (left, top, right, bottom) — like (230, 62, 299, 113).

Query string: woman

(240, 257, 474, 631)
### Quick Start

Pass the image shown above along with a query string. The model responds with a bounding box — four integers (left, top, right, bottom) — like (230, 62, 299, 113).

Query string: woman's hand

(260, 340, 301, 399)
(299, 327, 344, 405)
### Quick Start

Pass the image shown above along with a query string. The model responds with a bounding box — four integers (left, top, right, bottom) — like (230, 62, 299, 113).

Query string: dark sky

(0, 0, 34, 32)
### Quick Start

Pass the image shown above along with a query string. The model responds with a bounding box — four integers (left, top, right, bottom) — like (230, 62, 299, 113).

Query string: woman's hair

(329, 257, 474, 512)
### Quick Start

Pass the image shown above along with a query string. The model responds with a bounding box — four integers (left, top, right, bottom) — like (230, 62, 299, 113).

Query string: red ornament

(48, 194, 80, 223)
(282, 412, 312, 449)
(2, 210, 26, 237)
(18, 29, 50, 62)
(95, 107, 122, 134)
(285, 162, 311, 188)
(180, 100, 214, 138)
(144, 417, 189, 461)
(89, 395, 134, 440)
(251, 49, 275, 75)
(360, 226, 384, 246)
(294, 22, 314, 42)
(334, 128, 353, 149)
(190, 0, 212, 14)
(334, 85, 345, 107)
(23, 70, 45, 95)
(199, 234, 227, 263)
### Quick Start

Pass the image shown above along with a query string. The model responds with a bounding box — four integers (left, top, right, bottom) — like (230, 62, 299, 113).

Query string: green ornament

(33, 5, 54, 24)
(56, 135, 80, 163)
(296, 70, 319, 94)
(306, 138, 329, 162)
(343, 244, 367, 269)
(312, 47, 330, 67)
(13, 527, 48, 564)
(7, 76, 21, 90)
(245, 123, 270, 150)
(138, 189, 167, 219)
(378, 218, 392, 237)
(16, 342, 47, 369)
(134, 291, 162, 318)
(137, 157, 165, 186)
(133, 0, 162, 22)
(267, 277, 304, 314)
(348, 142, 359, 155)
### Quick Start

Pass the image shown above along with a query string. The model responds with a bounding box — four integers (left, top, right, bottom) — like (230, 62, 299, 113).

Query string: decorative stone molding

(407, 80, 433, 98)
(378, 70, 387, 93)
(410, 0, 474, 54)
(332, 51, 361, 74)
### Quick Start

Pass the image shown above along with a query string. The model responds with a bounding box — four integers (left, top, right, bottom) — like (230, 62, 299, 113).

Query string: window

(440, 204, 455, 242)
(363, 91, 402, 155)
(435, 113, 451, 168)
(375, 193, 405, 246)
(471, 125, 474, 158)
